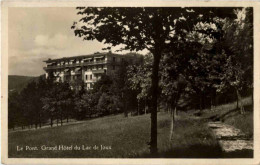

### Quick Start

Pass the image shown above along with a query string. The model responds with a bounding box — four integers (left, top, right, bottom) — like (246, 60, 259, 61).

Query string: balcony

(43, 65, 63, 70)
(44, 60, 109, 70)
(64, 63, 82, 68)
(92, 69, 106, 74)
(74, 71, 82, 75)
(82, 60, 107, 66)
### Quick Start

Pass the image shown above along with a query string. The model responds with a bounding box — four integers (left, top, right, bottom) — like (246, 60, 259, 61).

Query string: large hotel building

(43, 52, 143, 89)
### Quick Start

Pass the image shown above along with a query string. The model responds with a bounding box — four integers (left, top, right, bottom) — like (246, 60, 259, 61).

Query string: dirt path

(208, 121, 253, 152)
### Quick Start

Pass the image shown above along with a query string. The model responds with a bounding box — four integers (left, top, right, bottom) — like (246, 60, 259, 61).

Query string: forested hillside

(8, 75, 41, 93)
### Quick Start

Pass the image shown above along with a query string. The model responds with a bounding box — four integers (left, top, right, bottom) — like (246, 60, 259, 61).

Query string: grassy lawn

(9, 112, 168, 158)
(9, 111, 221, 158)
(139, 113, 222, 158)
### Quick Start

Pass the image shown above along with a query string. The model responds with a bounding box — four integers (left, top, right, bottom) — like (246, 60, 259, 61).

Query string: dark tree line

(8, 61, 141, 130)
(9, 76, 50, 130)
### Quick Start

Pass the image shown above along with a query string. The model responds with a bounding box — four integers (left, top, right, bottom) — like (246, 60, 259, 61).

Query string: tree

(127, 54, 153, 115)
(57, 82, 74, 125)
(218, 8, 253, 114)
(41, 80, 64, 127)
(72, 7, 238, 155)
(75, 90, 99, 119)
(97, 93, 111, 116)
(8, 91, 20, 130)
(92, 74, 113, 93)
(111, 60, 136, 117)
(19, 80, 41, 129)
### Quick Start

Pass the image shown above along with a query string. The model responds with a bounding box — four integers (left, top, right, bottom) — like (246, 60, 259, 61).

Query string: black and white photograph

(1, 1, 260, 164)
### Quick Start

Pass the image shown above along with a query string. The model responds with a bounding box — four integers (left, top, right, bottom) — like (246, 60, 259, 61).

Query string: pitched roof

(43, 52, 144, 63)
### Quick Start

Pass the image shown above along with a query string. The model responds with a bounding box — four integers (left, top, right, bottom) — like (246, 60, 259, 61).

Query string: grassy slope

(9, 96, 253, 158)
(141, 113, 222, 158)
(9, 113, 169, 158)
(9, 112, 221, 158)
(199, 96, 253, 138)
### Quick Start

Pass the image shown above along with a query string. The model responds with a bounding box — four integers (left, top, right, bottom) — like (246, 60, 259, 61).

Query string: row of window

(85, 74, 102, 80)
(86, 74, 93, 80)
(58, 74, 104, 81)
(53, 65, 106, 73)
(61, 65, 114, 72)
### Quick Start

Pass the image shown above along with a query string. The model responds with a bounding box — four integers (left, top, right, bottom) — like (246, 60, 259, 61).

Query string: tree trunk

(236, 94, 239, 110)
(124, 101, 128, 117)
(251, 93, 253, 106)
(210, 91, 213, 110)
(174, 106, 177, 117)
(165, 101, 168, 113)
(169, 108, 174, 141)
(149, 50, 161, 156)
(50, 116, 53, 127)
(39, 114, 42, 128)
(137, 99, 140, 115)
(236, 88, 245, 114)
(144, 98, 147, 114)
(60, 114, 63, 126)
(169, 103, 171, 114)
(169, 100, 177, 141)
(199, 92, 202, 111)
(202, 91, 205, 110)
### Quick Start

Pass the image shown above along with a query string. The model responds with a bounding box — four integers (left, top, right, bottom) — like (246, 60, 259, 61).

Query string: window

(90, 83, 93, 88)
(90, 75, 92, 80)
(112, 65, 115, 70)
(113, 57, 116, 62)
(86, 75, 88, 80)
(101, 65, 103, 69)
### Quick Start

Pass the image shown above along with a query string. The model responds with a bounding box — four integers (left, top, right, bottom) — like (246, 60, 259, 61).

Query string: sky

(8, 7, 148, 76)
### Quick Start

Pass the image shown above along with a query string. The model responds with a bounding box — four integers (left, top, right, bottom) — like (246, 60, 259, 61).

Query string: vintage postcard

(1, 1, 260, 165)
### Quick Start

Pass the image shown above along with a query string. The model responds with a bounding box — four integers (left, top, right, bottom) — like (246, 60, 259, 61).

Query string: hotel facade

(43, 52, 143, 89)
